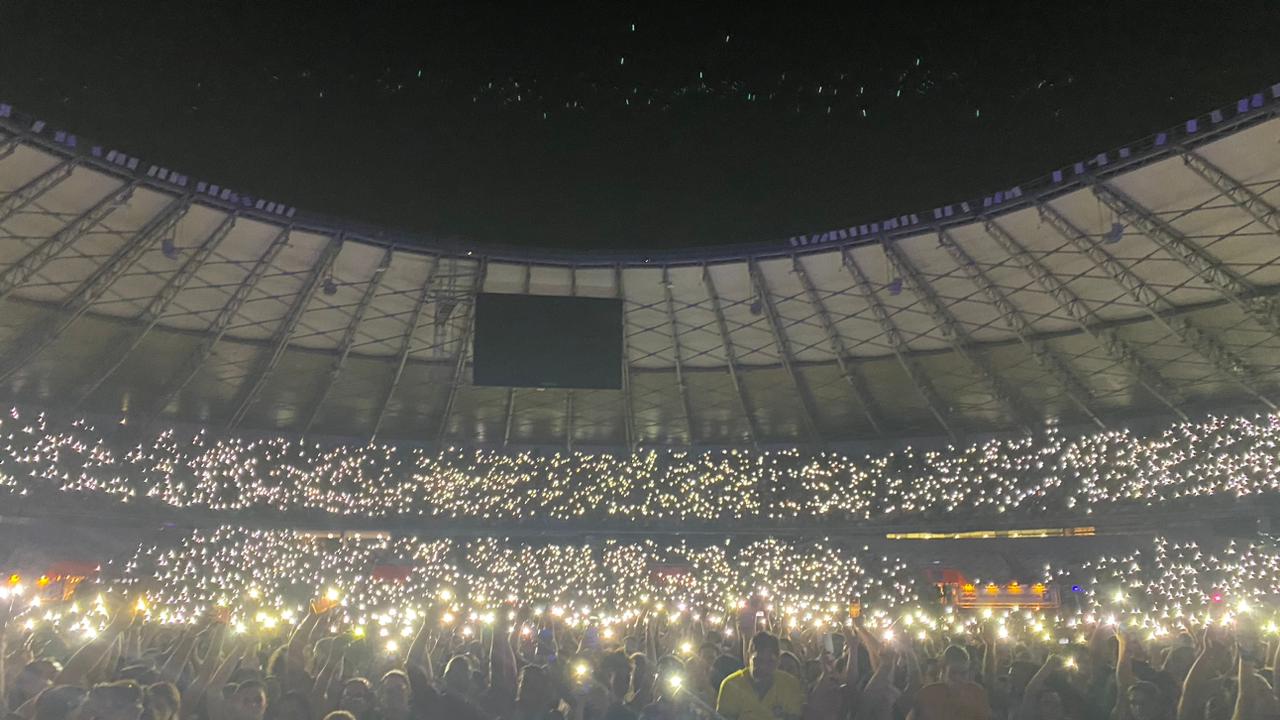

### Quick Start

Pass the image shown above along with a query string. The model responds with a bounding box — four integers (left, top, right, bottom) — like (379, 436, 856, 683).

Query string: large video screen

(472, 293, 623, 390)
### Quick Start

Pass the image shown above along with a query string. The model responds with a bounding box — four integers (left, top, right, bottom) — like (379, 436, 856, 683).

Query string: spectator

(908, 646, 990, 720)
(715, 632, 803, 720)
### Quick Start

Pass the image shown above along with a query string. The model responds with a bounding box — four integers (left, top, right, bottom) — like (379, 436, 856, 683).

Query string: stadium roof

(2, 87, 1280, 448)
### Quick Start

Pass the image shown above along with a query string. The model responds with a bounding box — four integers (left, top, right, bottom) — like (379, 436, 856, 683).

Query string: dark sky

(0, 1, 1277, 251)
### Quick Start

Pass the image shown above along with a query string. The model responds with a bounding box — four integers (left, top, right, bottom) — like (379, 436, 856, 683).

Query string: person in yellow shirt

(715, 632, 804, 720)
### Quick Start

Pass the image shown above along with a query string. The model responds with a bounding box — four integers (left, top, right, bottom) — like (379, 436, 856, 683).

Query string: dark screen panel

(473, 293, 623, 389)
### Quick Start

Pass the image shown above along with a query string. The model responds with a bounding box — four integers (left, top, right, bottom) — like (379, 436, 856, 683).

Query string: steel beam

(982, 217, 1188, 419)
(1090, 179, 1280, 337)
(615, 265, 637, 451)
(0, 181, 137, 303)
(936, 229, 1107, 428)
(302, 246, 394, 435)
(702, 264, 760, 447)
(881, 239, 1034, 432)
(0, 157, 77, 226)
(747, 257, 821, 442)
(0, 195, 193, 383)
(74, 213, 239, 407)
(226, 235, 344, 430)
(663, 267, 697, 445)
(564, 267, 577, 451)
(1180, 148, 1280, 238)
(501, 264, 532, 447)
(371, 256, 441, 440)
(436, 258, 488, 445)
(840, 247, 954, 439)
(791, 254, 884, 435)
(148, 226, 293, 423)
(1038, 201, 1276, 410)
(0, 134, 22, 162)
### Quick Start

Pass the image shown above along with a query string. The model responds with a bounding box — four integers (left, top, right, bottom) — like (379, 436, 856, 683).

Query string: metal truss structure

(3, 100, 1280, 447)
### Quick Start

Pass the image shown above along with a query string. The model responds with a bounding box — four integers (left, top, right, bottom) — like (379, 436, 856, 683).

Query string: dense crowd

(2, 408, 1280, 525)
(5, 529, 1280, 720)
(6, 402, 1280, 718)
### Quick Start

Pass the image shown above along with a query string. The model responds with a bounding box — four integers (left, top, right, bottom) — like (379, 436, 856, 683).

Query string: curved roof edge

(2, 82, 1279, 265)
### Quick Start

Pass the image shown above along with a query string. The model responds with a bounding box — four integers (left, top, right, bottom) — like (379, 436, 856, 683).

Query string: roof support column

(937, 229, 1106, 428)
(702, 264, 759, 447)
(663, 267, 696, 445)
(0, 181, 138, 302)
(501, 264, 531, 447)
(881, 238, 1034, 433)
(371, 256, 440, 441)
(981, 217, 1188, 419)
(147, 226, 293, 424)
(0, 195, 194, 383)
(1037, 201, 1276, 409)
(564, 267, 577, 451)
(748, 257, 821, 442)
(1090, 179, 1280, 337)
(791, 254, 884, 435)
(1179, 148, 1280, 238)
(226, 234, 345, 430)
(74, 213, 239, 406)
(0, 157, 78, 226)
(840, 247, 955, 440)
(436, 258, 488, 445)
(615, 265, 637, 451)
(0, 133, 22, 162)
(303, 246, 394, 435)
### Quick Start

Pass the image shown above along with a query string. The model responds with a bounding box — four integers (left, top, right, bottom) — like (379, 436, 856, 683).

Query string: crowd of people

(4, 528, 1280, 720)
(5, 403, 1280, 718)
(2, 408, 1280, 524)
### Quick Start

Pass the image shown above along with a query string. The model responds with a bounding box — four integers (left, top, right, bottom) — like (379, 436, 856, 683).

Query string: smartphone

(822, 633, 835, 654)
(754, 611, 765, 632)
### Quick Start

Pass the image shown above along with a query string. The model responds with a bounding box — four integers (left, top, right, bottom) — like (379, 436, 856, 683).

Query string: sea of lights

(3, 408, 1280, 525)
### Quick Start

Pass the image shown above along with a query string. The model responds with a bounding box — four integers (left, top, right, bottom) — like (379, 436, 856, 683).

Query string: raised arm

(1232, 627, 1280, 720)
(1089, 623, 1114, 673)
(310, 638, 345, 719)
(1272, 631, 1280, 701)
(1178, 631, 1220, 720)
(159, 628, 198, 684)
(894, 644, 924, 720)
(56, 603, 135, 687)
(0, 593, 13, 709)
(1112, 630, 1136, 720)
(1018, 654, 1061, 720)
(851, 620, 882, 674)
(489, 612, 517, 704)
(182, 624, 228, 711)
(980, 624, 997, 691)
(203, 642, 249, 720)
(284, 609, 325, 691)
(407, 617, 435, 682)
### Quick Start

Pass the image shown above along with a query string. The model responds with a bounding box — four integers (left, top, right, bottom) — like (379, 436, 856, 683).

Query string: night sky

(0, 1, 1277, 251)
